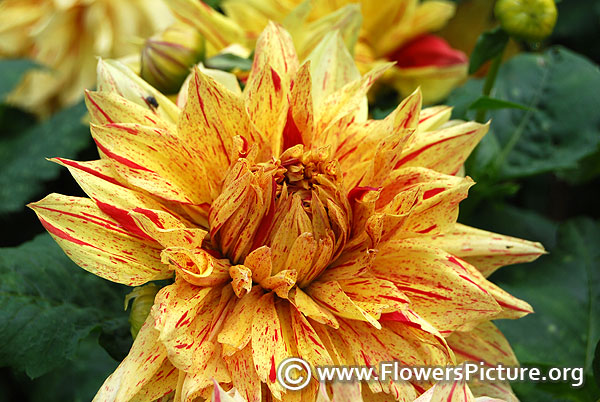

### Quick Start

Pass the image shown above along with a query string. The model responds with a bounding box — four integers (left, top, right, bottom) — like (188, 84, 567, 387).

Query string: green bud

(124, 283, 159, 339)
(140, 23, 205, 94)
(495, 0, 557, 41)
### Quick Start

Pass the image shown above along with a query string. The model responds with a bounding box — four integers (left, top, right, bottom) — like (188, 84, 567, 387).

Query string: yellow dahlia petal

(223, 344, 262, 402)
(51, 158, 178, 237)
(290, 305, 335, 367)
(181, 68, 259, 194)
(251, 292, 288, 399)
(306, 31, 361, 107)
(398, 121, 490, 175)
(96, 59, 180, 124)
(448, 321, 518, 366)
(469, 383, 518, 402)
(288, 287, 340, 328)
(160, 248, 230, 287)
(29, 194, 169, 285)
(164, 0, 244, 52)
(212, 378, 249, 402)
(218, 286, 264, 355)
(305, 281, 382, 328)
(178, 344, 231, 400)
(373, 241, 502, 333)
(129, 208, 206, 249)
(244, 23, 299, 155)
(425, 223, 546, 277)
(93, 317, 177, 402)
(84, 90, 176, 131)
(90, 123, 210, 207)
(413, 379, 475, 402)
(153, 283, 230, 372)
(177, 63, 243, 109)
(418, 105, 453, 132)
(374, 168, 474, 239)
(315, 62, 392, 136)
(291, 4, 362, 61)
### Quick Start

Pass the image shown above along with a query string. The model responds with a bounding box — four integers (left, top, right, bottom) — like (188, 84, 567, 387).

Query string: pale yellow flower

(166, 0, 468, 103)
(0, 0, 173, 114)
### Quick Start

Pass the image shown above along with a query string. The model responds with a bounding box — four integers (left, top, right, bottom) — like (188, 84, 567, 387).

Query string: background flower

(0, 0, 173, 115)
(164, 0, 467, 104)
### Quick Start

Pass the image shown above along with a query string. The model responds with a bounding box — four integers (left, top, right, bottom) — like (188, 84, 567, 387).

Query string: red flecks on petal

(393, 129, 476, 169)
(423, 187, 446, 200)
(39, 217, 100, 249)
(96, 201, 153, 240)
(282, 108, 303, 151)
(496, 300, 532, 313)
(250, 178, 277, 251)
(54, 158, 121, 186)
(238, 136, 250, 158)
(94, 140, 153, 172)
(451, 347, 494, 367)
(85, 91, 114, 123)
(271, 67, 282, 92)
(132, 207, 165, 229)
(447, 382, 459, 402)
(348, 186, 380, 207)
(175, 311, 189, 328)
(395, 285, 452, 301)
(416, 224, 437, 234)
(388, 35, 468, 69)
(269, 355, 277, 383)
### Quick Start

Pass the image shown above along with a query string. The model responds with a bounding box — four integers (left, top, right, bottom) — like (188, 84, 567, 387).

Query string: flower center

(208, 145, 352, 290)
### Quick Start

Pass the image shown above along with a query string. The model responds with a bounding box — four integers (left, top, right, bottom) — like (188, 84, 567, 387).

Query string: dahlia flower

(165, 0, 467, 104)
(0, 0, 173, 114)
(164, 0, 362, 61)
(30, 24, 544, 401)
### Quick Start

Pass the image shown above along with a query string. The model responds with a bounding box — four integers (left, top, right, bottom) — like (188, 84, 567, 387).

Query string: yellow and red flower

(30, 24, 543, 401)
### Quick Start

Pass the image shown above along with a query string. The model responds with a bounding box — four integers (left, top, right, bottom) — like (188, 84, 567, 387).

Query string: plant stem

(476, 52, 504, 123)
(466, 47, 506, 177)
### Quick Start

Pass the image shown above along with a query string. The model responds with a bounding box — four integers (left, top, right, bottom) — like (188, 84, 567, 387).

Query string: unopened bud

(124, 283, 159, 339)
(495, 0, 557, 41)
(141, 23, 205, 94)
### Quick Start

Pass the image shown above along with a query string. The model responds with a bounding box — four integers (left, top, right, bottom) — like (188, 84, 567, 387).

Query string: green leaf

(449, 47, 600, 180)
(204, 53, 252, 72)
(469, 27, 509, 74)
(594, 340, 600, 388)
(0, 101, 92, 214)
(0, 59, 40, 100)
(7, 337, 119, 402)
(467, 95, 530, 111)
(491, 217, 600, 401)
(0, 234, 131, 378)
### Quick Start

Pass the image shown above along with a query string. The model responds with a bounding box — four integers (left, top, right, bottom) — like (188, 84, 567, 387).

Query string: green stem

(466, 50, 505, 177)
(476, 52, 504, 123)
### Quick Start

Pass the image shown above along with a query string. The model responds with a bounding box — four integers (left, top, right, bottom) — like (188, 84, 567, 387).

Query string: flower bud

(141, 23, 204, 94)
(124, 283, 159, 339)
(495, 0, 557, 41)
